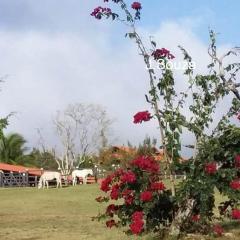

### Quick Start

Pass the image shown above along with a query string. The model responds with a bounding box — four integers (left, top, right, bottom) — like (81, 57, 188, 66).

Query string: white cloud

(0, 18, 237, 156)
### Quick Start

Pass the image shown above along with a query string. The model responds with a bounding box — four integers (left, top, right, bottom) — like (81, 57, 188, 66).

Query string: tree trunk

(170, 174, 176, 196)
(168, 199, 195, 237)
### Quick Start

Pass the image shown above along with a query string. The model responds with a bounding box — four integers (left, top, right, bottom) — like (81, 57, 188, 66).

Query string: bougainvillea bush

(92, 0, 240, 238)
(96, 156, 174, 235)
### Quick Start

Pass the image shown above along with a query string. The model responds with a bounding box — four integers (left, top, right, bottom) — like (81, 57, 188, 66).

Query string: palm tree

(0, 133, 27, 164)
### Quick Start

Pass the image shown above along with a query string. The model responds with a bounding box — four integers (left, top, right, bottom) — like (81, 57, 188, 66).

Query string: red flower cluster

(91, 6, 112, 19)
(133, 111, 151, 124)
(232, 209, 240, 220)
(104, 0, 120, 3)
(132, 211, 144, 220)
(106, 204, 119, 217)
(191, 214, 200, 222)
(122, 189, 134, 205)
(113, 168, 125, 177)
(100, 175, 113, 192)
(110, 184, 120, 200)
(131, 156, 160, 173)
(140, 191, 153, 202)
(131, 2, 142, 10)
(150, 182, 165, 191)
(230, 179, 240, 190)
(120, 170, 136, 183)
(235, 155, 240, 168)
(106, 219, 117, 228)
(204, 162, 217, 174)
(152, 48, 175, 60)
(97, 155, 167, 235)
(130, 211, 144, 235)
(213, 224, 224, 236)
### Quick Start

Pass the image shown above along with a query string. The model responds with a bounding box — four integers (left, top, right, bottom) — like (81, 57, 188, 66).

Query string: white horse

(72, 169, 93, 186)
(38, 171, 62, 189)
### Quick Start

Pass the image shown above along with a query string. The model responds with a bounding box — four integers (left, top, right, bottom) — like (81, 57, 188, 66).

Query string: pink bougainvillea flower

(237, 112, 240, 120)
(110, 184, 120, 200)
(230, 179, 240, 190)
(106, 204, 119, 217)
(140, 191, 153, 202)
(106, 219, 117, 228)
(122, 189, 134, 205)
(130, 220, 144, 235)
(232, 209, 240, 220)
(133, 110, 151, 124)
(130, 211, 144, 235)
(131, 156, 160, 173)
(204, 162, 217, 174)
(107, 204, 118, 212)
(104, 0, 121, 3)
(91, 6, 112, 19)
(191, 214, 200, 222)
(213, 224, 224, 236)
(125, 194, 134, 205)
(132, 211, 144, 221)
(131, 2, 142, 10)
(235, 155, 240, 168)
(150, 182, 165, 191)
(100, 175, 113, 192)
(152, 48, 175, 60)
(120, 170, 136, 183)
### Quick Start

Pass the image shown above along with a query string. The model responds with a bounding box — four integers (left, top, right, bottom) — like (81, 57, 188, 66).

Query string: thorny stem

(126, 23, 175, 194)
(132, 28, 168, 157)
(208, 43, 240, 100)
(115, 0, 176, 195)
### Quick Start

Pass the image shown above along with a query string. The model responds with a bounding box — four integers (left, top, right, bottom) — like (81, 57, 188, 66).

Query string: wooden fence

(0, 172, 38, 187)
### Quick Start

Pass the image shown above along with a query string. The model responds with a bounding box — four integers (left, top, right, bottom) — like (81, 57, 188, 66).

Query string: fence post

(35, 176, 38, 187)
(25, 171, 29, 187)
(19, 171, 23, 187)
(10, 171, 13, 187)
(0, 171, 3, 187)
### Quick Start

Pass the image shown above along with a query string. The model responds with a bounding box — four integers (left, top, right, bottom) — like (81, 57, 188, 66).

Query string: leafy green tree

(20, 148, 59, 170)
(0, 118, 8, 140)
(0, 133, 27, 164)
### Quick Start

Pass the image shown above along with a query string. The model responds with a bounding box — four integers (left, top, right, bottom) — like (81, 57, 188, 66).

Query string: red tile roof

(111, 146, 165, 161)
(0, 163, 42, 176)
(112, 146, 136, 153)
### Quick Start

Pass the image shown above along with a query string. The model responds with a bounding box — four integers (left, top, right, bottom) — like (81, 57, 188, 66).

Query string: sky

(0, 0, 239, 156)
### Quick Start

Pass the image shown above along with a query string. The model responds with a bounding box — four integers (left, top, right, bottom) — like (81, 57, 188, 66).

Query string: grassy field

(0, 185, 239, 240)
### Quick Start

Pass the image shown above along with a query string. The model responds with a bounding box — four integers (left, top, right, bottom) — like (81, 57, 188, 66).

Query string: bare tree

(53, 103, 114, 174)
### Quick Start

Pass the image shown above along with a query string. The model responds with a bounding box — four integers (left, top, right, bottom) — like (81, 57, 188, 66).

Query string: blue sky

(0, 0, 239, 155)
(0, 0, 239, 43)
(113, 0, 240, 47)
(141, 0, 240, 45)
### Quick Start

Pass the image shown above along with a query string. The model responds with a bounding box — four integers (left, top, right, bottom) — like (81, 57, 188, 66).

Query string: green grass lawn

(0, 185, 149, 240)
(0, 185, 239, 240)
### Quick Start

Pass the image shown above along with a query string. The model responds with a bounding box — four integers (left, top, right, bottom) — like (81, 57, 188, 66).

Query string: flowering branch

(91, 0, 240, 238)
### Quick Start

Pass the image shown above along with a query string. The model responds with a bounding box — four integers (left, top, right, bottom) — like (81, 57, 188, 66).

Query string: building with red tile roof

(0, 163, 42, 176)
